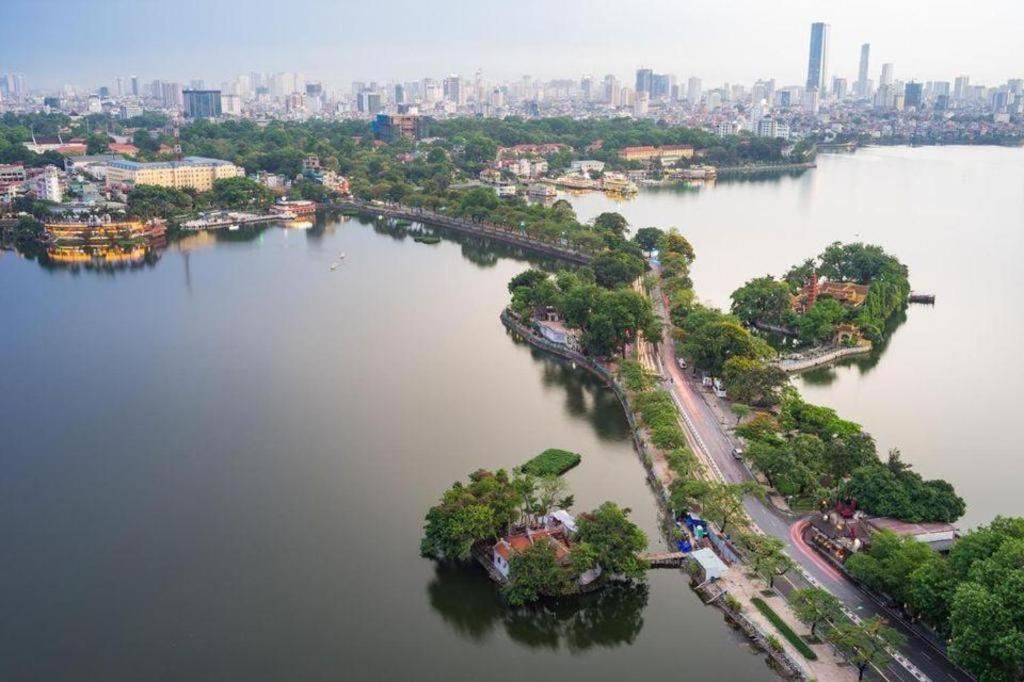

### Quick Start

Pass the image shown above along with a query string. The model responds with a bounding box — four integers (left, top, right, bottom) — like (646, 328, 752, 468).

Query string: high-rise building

(183, 90, 222, 118)
(130, 75, 139, 97)
(832, 77, 848, 101)
(880, 63, 894, 87)
(115, 76, 124, 97)
(805, 22, 830, 92)
(857, 43, 871, 98)
(580, 75, 593, 102)
(904, 82, 923, 109)
(954, 75, 970, 101)
(603, 74, 620, 105)
(687, 77, 702, 104)
(443, 75, 463, 105)
(651, 73, 672, 100)
(161, 82, 183, 109)
(635, 68, 653, 95)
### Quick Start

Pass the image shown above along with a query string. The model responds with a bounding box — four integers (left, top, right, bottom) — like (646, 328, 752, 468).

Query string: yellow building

(105, 156, 244, 192)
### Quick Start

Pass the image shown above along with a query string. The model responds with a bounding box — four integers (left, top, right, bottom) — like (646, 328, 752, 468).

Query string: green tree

(742, 533, 795, 588)
(722, 357, 788, 406)
(574, 502, 648, 579)
(731, 403, 752, 426)
(632, 226, 663, 253)
(694, 481, 764, 534)
(828, 616, 906, 681)
(791, 587, 844, 638)
(591, 251, 646, 289)
(592, 211, 629, 237)
(504, 541, 570, 606)
(730, 276, 793, 327)
(420, 469, 523, 560)
(948, 582, 1024, 682)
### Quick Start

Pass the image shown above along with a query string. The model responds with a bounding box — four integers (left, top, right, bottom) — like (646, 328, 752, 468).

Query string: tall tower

(805, 22, 831, 93)
(857, 43, 870, 97)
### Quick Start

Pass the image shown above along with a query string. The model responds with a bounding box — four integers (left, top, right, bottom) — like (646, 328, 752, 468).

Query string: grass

(519, 449, 582, 477)
(750, 597, 818, 660)
(413, 234, 441, 244)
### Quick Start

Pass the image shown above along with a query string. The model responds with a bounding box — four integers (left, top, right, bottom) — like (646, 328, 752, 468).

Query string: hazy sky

(6, 0, 1022, 90)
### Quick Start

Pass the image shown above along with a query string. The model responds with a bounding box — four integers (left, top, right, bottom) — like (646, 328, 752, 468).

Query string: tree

(694, 481, 764, 534)
(207, 176, 275, 209)
(591, 251, 646, 289)
(127, 184, 194, 219)
(791, 588, 844, 638)
(593, 211, 629, 237)
(742, 533, 795, 588)
(730, 276, 793, 327)
(632, 226, 663, 253)
(948, 582, 1024, 682)
(535, 475, 573, 518)
(507, 268, 549, 295)
(796, 297, 847, 342)
(722, 357, 788, 406)
(86, 132, 110, 155)
(574, 502, 648, 580)
(658, 229, 695, 263)
(682, 320, 768, 375)
(828, 616, 906, 681)
(420, 469, 524, 560)
(731, 403, 752, 426)
(504, 541, 570, 606)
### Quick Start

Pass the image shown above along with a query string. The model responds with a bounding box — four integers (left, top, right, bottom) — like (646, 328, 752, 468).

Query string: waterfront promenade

(647, 272, 971, 682)
(338, 200, 592, 264)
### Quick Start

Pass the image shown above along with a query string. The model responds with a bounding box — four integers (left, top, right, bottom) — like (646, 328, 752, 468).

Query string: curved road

(650, 280, 971, 682)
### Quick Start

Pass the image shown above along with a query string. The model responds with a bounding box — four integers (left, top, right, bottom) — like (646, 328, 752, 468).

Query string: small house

(691, 547, 728, 581)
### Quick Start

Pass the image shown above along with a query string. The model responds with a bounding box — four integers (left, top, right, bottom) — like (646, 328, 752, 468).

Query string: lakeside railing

(338, 200, 592, 264)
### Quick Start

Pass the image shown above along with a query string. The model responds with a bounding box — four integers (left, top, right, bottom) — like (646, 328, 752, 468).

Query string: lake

(0, 219, 772, 680)
(566, 145, 1024, 528)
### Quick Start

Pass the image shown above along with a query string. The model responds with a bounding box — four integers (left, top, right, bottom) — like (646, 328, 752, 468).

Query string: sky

(5, 0, 1022, 91)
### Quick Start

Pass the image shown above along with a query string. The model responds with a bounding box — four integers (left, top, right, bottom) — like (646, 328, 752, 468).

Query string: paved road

(650, 281, 971, 682)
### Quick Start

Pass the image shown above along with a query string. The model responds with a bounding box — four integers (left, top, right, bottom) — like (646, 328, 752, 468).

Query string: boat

(527, 183, 557, 198)
(330, 262, 340, 271)
(228, 224, 239, 231)
(601, 172, 639, 194)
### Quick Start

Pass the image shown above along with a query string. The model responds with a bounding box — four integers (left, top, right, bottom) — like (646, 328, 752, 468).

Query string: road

(648, 281, 971, 682)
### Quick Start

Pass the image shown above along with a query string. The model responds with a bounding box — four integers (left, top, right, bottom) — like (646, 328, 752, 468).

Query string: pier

(908, 292, 936, 304)
(639, 551, 689, 568)
(338, 200, 592, 264)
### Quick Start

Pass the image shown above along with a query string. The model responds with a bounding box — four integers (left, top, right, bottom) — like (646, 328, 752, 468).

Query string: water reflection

(799, 307, 909, 386)
(427, 561, 647, 652)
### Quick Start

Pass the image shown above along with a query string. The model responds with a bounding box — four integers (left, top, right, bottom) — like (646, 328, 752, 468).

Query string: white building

(35, 165, 62, 202)
(755, 118, 790, 140)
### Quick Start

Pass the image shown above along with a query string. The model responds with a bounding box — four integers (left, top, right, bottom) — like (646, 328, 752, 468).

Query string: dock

(639, 551, 689, 568)
(908, 292, 936, 304)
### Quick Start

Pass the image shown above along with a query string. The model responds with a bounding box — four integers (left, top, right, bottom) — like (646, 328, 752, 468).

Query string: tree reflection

(427, 561, 648, 651)
(799, 306, 908, 386)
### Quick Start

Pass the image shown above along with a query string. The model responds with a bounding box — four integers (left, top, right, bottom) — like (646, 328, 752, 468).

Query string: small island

(420, 462, 648, 606)
(729, 242, 912, 372)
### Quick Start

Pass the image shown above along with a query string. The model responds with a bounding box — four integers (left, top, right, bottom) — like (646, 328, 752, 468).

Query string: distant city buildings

(806, 22, 831, 93)
(183, 90, 222, 119)
(104, 157, 244, 191)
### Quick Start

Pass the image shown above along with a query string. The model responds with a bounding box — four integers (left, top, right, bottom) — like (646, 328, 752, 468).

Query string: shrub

(519, 449, 582, 477)
(750, 597, 818, 660)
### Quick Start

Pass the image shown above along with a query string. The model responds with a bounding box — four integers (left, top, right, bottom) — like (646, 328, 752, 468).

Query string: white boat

(330, 262, 339, 271)
(228, 224, 239, 231)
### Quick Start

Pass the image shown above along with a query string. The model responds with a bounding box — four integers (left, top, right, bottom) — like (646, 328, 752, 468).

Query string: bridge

(639, 551, 689, 568)
(337, 200, 592, 264)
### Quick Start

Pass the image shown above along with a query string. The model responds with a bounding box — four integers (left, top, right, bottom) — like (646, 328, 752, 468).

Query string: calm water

(567, 145, 1024, 528)
(0, 220, 772, 680)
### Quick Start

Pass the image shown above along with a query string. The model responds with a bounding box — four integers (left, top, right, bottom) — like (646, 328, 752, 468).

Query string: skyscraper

(687, 77, 702, 104)
(635, 68, 653, 95)
(857, 43, 870, 98)
(954, 75, 970, 101)
(183, 90, 222, 118)
(130, 75, 139, 97)
(904, 82, 923, 109)
(805, 22, 830, 92)
(880, 63, 894, 87)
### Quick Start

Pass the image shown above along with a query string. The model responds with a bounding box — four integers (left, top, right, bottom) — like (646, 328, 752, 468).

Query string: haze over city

(7, 0, 1023, 88)
(3, 3, 1024, 682)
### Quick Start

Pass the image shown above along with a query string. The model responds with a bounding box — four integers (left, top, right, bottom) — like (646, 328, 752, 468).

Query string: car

(677, 357, 687, 370)
(731, 447, 744, 459)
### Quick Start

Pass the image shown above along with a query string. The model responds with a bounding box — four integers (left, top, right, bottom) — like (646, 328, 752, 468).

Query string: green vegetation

(413, 234, 441, 244)
(838, 450, 966, 523)
(508, 254, 660, 358)
(519, 449, 582, 477)
(750, 597, 818, 660)
(790, 588, 844, 639)
(827, 616, 906, 681)
(421, 468, 647, 606)
(730, 242, 911, 344)
(739, 533, 795, 589)
(845, 517, 1024, 681)
(735, 387, 963, 522)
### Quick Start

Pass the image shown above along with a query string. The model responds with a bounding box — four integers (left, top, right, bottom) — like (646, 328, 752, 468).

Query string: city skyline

(5, 0, 1022, 90)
